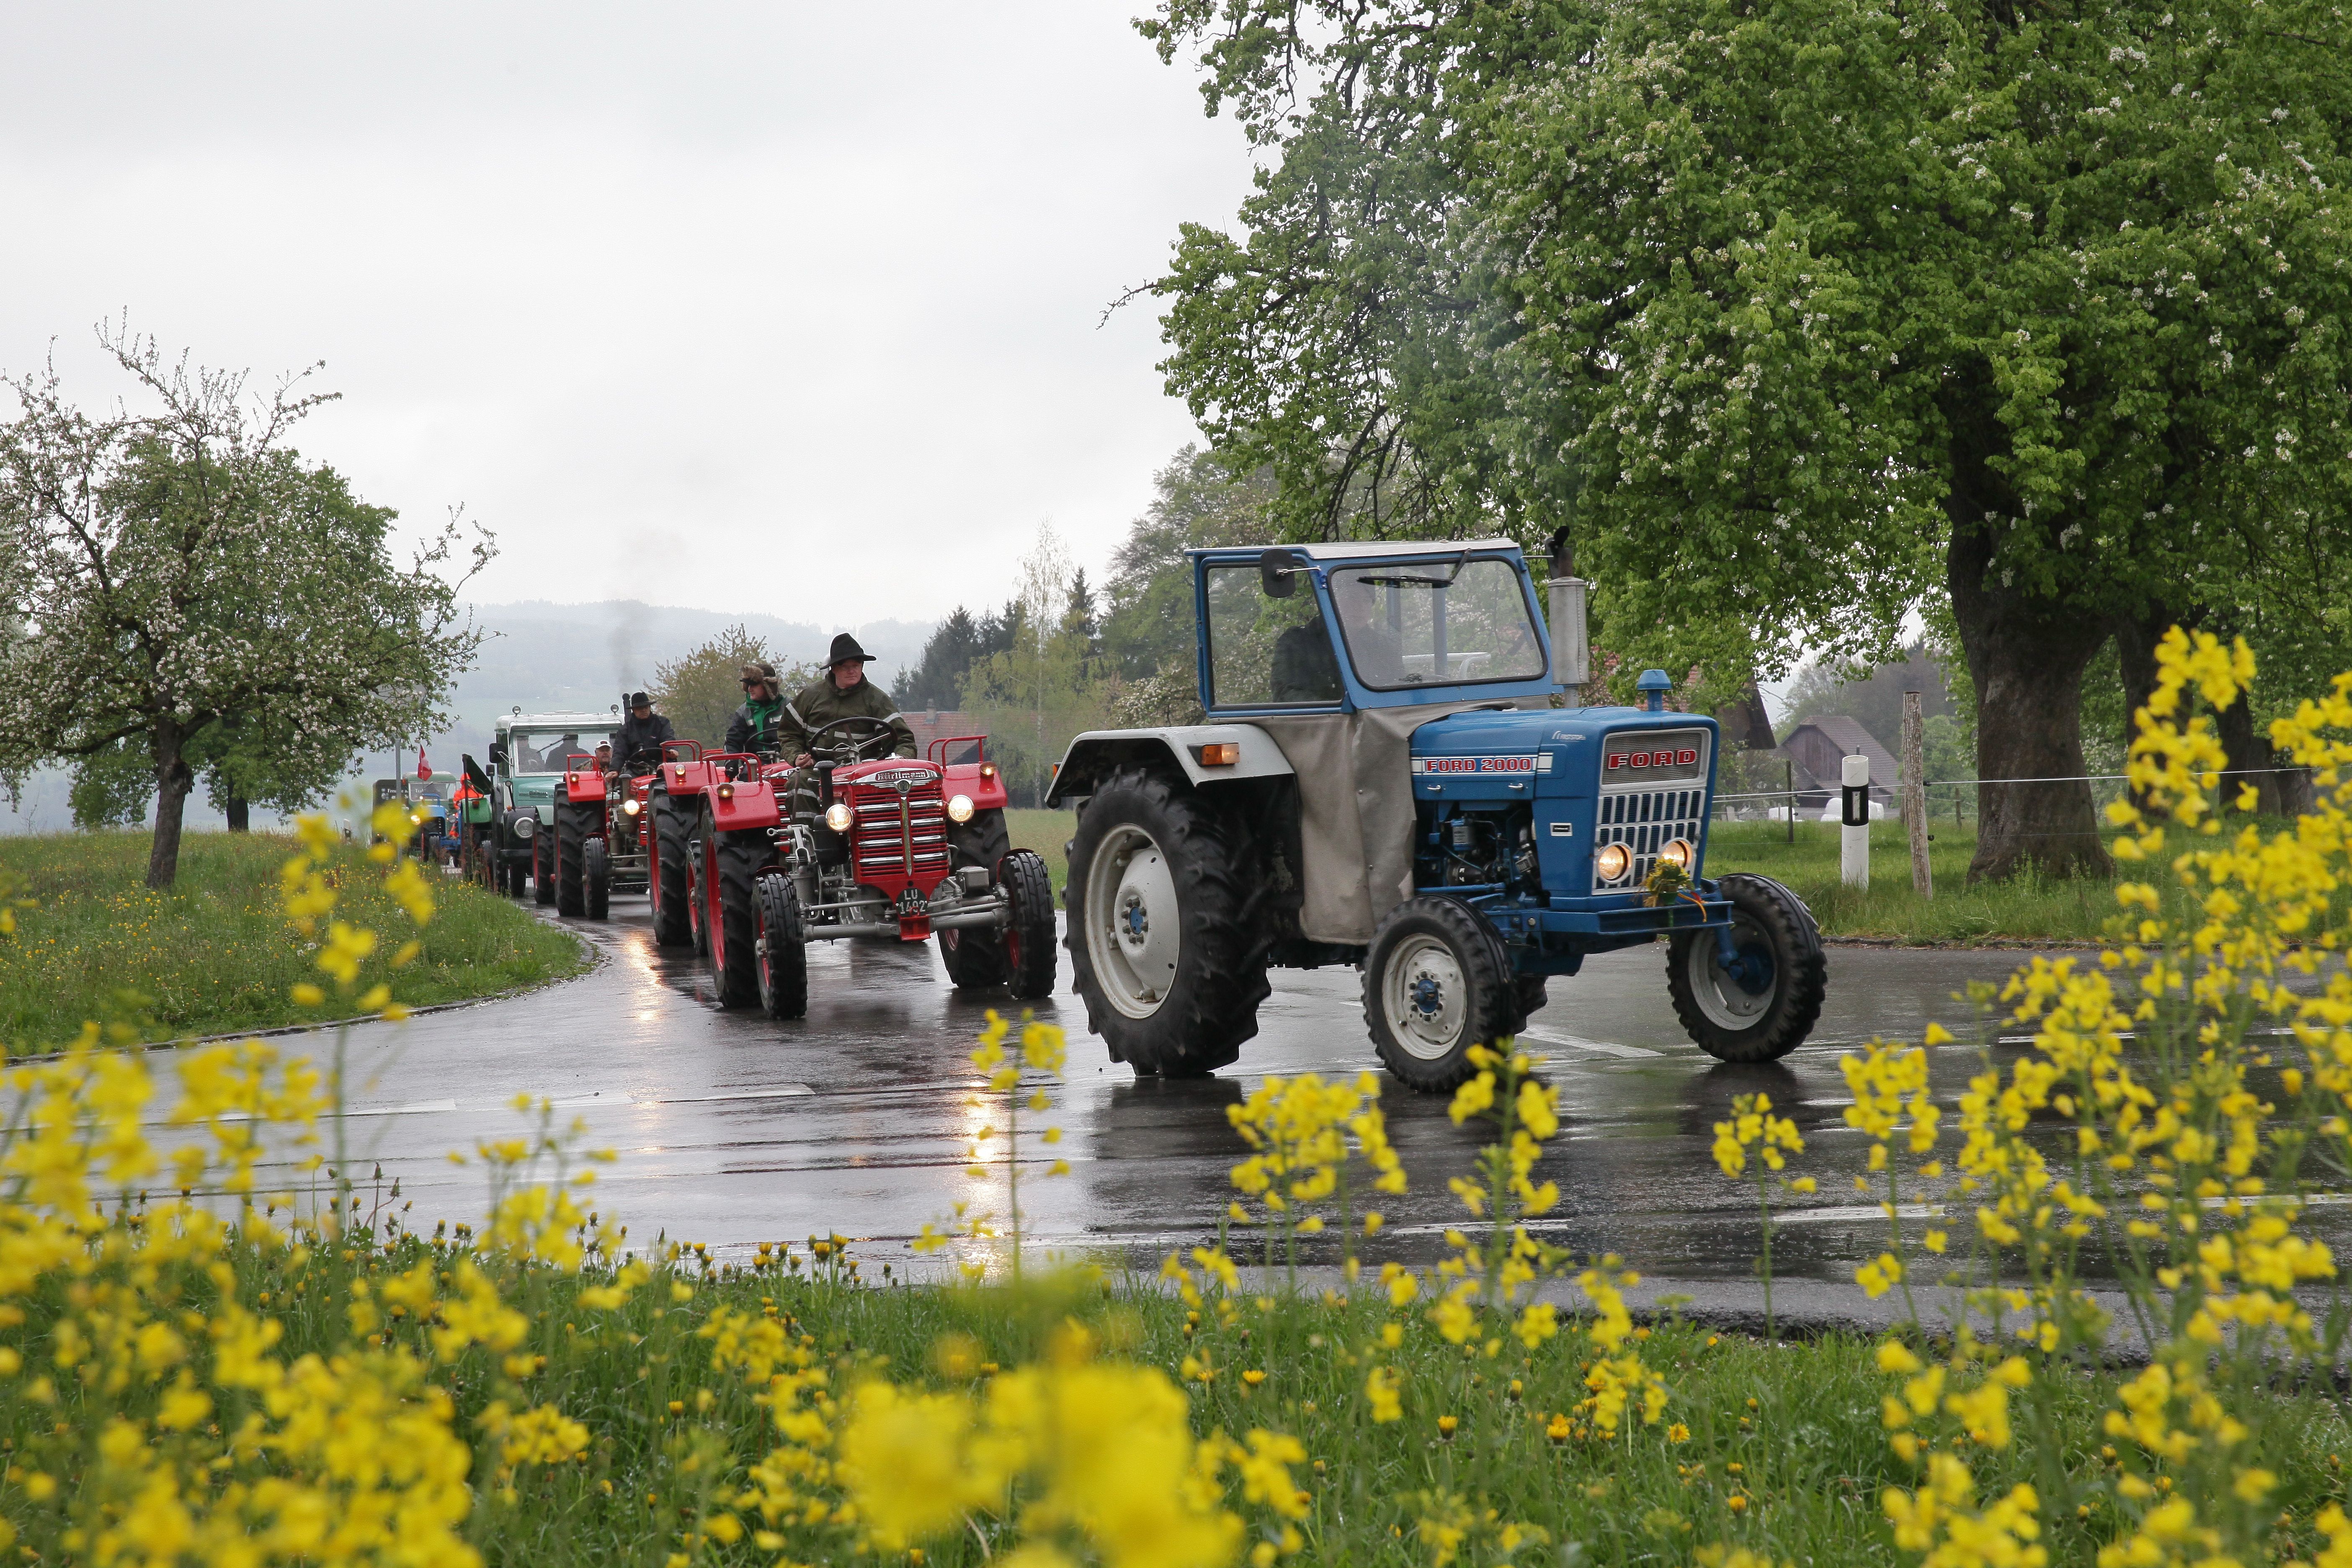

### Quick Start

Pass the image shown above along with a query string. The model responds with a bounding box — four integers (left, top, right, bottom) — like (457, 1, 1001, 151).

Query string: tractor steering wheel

(805, 716, 901, 766)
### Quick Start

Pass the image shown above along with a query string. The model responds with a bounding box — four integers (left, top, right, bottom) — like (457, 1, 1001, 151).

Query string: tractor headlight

(1657, 838, 1694, 874)
(946, 793, 975, 823)
(824, 802, 854, 833)
(1594, 843, 1631, 884)
(513, 815, 534, 839)
(621, 798, 641, 816)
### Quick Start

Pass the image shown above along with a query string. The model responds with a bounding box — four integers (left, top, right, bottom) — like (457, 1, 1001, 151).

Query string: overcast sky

(0, 3, 1256, 625)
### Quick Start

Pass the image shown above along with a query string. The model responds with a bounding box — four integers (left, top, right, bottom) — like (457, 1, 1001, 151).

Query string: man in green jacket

(725, 663, 786, 756)
(780, 635, 918, 763)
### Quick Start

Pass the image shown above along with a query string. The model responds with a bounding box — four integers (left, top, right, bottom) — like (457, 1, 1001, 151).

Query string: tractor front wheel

(554, 805, 593, 916)
(755, 874, 808, 1019)
(1362, 896, 1519, 1093)
(1065, 767, 1267, 1077)
(1666, 873, 1826, 1064)
(707, 821, 763, 1009)
(937, 810, 1013, 988)
(584, 836, 611, 921)
(999, 848, 1057, 1000)
(531, 827, 555, 906)
(650, 789, 694, 947)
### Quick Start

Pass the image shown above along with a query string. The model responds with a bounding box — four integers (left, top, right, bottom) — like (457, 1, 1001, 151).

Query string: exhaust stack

(1545, 528, 1589, 705)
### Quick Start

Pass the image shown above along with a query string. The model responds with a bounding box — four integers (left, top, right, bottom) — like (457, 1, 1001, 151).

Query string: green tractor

(468, 709, 623, 903)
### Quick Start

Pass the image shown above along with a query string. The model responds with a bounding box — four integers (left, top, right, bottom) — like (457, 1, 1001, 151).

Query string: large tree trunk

(1944, 381, 2113, 884)
(224, 787, 250, 833)
(146, 720, 194, 890)
(2214, 696, 2313, 818)
(2113, 608, 2190, 818)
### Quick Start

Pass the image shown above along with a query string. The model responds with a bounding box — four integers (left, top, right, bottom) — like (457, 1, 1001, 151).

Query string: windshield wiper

(1360, 549, 1471, 589)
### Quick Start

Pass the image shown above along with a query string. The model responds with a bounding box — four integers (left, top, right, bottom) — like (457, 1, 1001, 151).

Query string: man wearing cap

(725, 663, 785, 756)
(614, 692, 676, 769)
(779, 635, 917, 765)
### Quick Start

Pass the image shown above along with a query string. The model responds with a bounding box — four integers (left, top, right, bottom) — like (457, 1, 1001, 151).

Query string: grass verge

(0, 828, 588, 1047)
(1705, 820, 2176, 944)
(1005, 806, 1075, 895)
(39, 1231, 2332, 1568)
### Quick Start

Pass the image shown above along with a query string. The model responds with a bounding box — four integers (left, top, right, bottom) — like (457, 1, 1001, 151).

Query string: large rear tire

(1667, 872, 1826, 1063)
(755, 874, 808, 1019)
(1064, 767, 1267, 1077)
(650, 789, 694, 947)
(584, 836, 611, 921)
(709, 821, 763, 1009)
(1362, 895, 1521, 1093)
(937, 809, 1014, 988)
(1000, 848, 1057, 1000)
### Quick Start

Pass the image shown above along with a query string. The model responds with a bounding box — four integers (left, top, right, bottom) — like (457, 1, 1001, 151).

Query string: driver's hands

(793, 753, 812, 769)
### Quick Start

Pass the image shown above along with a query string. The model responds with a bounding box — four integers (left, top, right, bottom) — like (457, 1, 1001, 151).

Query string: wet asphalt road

(149, 890, 2182, 1289)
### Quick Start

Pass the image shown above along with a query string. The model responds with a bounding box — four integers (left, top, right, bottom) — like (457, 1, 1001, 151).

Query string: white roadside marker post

(1841, 752, 1871, 890)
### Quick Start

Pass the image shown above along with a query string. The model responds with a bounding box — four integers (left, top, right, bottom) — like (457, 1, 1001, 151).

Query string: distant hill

(1, 601, 937, 836)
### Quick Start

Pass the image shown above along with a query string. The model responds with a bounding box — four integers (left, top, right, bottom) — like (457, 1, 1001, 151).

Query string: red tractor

(536, 743, 705, 923)
(536, 751, 622, 918)
(676, 720, 1055, 1016)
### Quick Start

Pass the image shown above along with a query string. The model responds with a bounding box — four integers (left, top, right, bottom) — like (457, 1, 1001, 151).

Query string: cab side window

(1204, 566, 1339, 709)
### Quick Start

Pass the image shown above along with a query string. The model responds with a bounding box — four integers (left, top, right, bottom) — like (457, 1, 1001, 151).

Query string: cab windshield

(1327, 558, 1546, 690)
(507, 728, 609, 774)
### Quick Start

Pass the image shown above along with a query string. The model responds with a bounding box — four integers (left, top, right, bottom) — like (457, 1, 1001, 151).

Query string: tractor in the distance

(674, 720, 1056, 1016)
(469, 709, 627, 901)
(1046, 536, 1828, 1091)
(543, 731, 678, 921)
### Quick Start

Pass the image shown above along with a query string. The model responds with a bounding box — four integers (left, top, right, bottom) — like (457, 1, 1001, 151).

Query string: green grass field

(0, 830, 588, 1049)
(79, 1239, 2331, 1568)
(1004, 806, 1075, 894)
(1704, 819, 2179, 944)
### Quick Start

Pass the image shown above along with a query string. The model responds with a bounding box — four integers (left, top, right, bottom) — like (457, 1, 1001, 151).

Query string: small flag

(417, 748, 431, 781)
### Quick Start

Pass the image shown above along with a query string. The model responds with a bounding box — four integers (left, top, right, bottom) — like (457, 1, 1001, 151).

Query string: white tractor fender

(1044, 725, 1294, 806)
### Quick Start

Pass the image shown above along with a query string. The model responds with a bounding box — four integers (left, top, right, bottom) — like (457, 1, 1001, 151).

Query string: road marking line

(645, 1086, 816, 1106)
(1776, 1204, 1940, 1225)
(1519, 1028, 1660, 1060)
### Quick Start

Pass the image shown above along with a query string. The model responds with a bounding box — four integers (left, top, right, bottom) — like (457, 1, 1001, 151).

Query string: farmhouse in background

(908, 708, 988, 762)
(1777, 714, 1899, 812)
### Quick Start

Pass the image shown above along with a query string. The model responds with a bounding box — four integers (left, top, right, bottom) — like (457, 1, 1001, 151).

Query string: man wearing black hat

(613, 692, 676, 769)
(779, 633, 917, 767)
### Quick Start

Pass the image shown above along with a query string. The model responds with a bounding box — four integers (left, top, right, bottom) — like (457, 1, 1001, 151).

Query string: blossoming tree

(0, 328, 489, 886)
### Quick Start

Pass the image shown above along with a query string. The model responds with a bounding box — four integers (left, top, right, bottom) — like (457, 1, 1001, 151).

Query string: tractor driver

(614, 691, 675, 768)
(779, 634, 917, 821)
(725, 663, 785, 756)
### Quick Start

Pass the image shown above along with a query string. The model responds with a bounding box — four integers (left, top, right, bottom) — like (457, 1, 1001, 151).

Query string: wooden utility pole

(1903, 690, 1933, 899)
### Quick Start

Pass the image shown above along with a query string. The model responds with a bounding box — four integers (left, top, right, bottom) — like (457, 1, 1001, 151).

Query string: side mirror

(1259, 547, 1307, 599)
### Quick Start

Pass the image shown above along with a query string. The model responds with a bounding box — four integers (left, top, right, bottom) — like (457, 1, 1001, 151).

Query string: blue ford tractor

(1045, 538, 1827, 1090)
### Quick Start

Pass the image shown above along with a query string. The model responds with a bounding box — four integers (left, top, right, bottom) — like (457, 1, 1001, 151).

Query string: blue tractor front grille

(1592, 787, 1707, 892)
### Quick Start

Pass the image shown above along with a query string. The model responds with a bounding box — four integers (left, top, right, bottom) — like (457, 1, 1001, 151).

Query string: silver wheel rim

(1086, 824, 1179, 1020)
(1382, 934, 1467, 1061)
(1687, 916, 1776, 1030)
